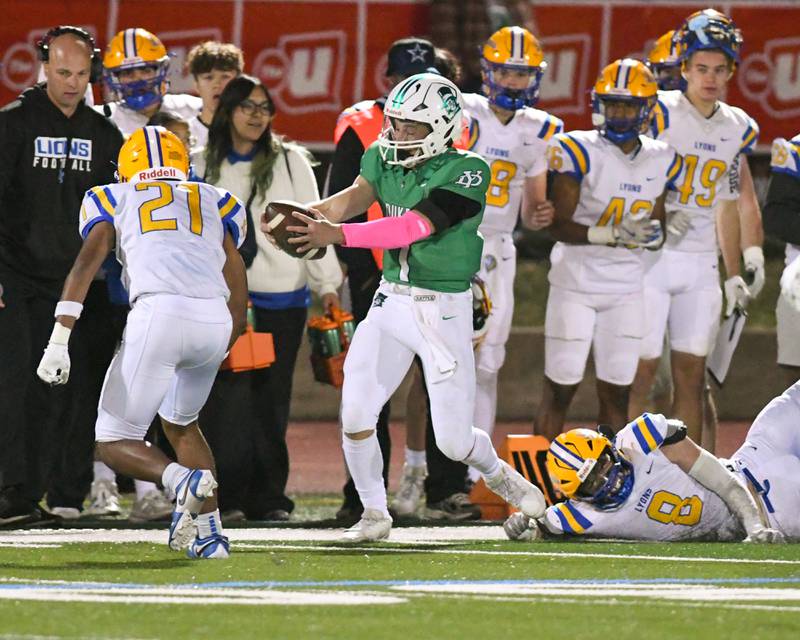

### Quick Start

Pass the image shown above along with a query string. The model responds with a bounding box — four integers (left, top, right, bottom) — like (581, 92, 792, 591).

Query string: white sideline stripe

(395, 582, 800, 601)
(421, 593, 800, 613)
(0, 543, 61, 548)
(0, 636, 154, 640)
(0, 526, 505, 545)
(1, 528, 798, 565)
(0, 587, 404, 607)
(236, 543, 800, 565)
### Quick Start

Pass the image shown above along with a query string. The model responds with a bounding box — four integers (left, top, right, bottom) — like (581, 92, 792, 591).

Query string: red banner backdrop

(1, 1, 797, 149)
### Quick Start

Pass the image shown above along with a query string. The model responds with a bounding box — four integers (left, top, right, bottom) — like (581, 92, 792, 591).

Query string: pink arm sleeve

(341, 211, 432, 249)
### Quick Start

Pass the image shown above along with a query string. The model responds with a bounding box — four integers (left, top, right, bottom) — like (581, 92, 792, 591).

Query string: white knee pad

(95, 407, 149, 443)
(475, 342, 506, 375)
(341, 399, 381, 435)
(544, 337, 589, 386)
(433, 426, 475, 462)
(476, 366, 498, 388)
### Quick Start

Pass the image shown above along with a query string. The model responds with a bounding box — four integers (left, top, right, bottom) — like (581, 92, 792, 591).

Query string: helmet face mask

(104, 28, 170, 111)
(481, 62, 545, 110)
(378, 73, 463, 167)
(591, 59, 658, 145)
(574, 447, 635, 510)
(593, 95, 655, 144)
(481, 27, 546, 110)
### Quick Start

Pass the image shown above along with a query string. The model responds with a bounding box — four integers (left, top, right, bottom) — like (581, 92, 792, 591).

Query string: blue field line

(3, 577, 799, 591)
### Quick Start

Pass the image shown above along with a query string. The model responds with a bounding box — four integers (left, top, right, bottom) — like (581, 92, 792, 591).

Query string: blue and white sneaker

(187, 534, 230, 559)
(168, 469, 217, 551)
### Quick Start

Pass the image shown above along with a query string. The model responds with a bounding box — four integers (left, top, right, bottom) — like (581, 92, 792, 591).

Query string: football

(263, 200, 327, 261)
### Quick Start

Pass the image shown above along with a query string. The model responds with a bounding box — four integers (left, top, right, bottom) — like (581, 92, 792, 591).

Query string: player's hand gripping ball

(261, 200, 327, 260)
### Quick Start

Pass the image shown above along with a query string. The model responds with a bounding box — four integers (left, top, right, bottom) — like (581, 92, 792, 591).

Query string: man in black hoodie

(0, 28, 123, 525)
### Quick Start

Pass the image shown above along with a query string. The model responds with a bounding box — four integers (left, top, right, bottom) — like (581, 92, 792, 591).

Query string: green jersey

(360, 143, 489, 292)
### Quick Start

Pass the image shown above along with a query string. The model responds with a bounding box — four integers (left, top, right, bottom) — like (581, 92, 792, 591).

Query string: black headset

(37, 25, 103, 83)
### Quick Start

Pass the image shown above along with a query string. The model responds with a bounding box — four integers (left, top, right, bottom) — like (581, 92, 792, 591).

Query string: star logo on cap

(406, 43, 428, 63)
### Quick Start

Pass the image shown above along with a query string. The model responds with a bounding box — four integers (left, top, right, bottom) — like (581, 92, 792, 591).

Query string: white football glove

(780, 255, 800, 312)
(743, 246, 765, 299)
(37, 341, 71, 385)
(723, 275, 751, 317)
(503, 512, 543, 542)
(666, 210, 692, 238)
(744, 525, 786, 544)
(616, 217, 664, 250)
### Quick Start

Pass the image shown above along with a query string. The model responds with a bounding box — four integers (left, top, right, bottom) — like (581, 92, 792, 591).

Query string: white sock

(196, 509, 224, 539)
(93, 461, 116, 482)
(474, 369, 498, 436)
(404, 447, 426, 468)
(462, 428, 501, 479)
(161, 463, 190, 497)
(342, 432, 389, 516)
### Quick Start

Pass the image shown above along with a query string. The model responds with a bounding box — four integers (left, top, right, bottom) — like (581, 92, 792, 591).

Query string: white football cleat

(341, 508, 392, 543)
(187, 534, 230, 559)
(486, 460, 546, 518)
(390, 464, 427, 516)
(168, 470, 217, 551)
(84, 479, 121, 517)
(129, 489, 173, 523)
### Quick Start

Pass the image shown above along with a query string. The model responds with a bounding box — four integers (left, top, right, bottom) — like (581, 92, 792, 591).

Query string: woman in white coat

(194, 75, 342, 520)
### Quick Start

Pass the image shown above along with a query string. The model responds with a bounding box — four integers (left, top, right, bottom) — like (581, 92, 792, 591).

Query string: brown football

(263, 200, 327, 261)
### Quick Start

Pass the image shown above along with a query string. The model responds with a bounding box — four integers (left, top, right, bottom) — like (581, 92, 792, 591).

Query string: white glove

(503, 512, 542, 542)
(616, 217, 663, 249)
(780, 255, 800, 312)
(723, 275, 751, 317)
(666, 210, 692, 238)
(37, 342, 71, 385)
(743, 246, 765, 299)
(37, 323, 72, 385)
(744, 525, 785, 544)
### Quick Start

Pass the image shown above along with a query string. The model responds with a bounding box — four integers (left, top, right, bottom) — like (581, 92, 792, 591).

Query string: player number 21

(137, 182, 203, 236)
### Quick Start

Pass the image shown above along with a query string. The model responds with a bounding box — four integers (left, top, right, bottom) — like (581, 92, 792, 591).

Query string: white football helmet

(379, 72, 463, 167)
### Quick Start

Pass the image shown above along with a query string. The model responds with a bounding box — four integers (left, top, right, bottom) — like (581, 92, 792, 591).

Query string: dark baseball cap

(386, 37, 436, 78)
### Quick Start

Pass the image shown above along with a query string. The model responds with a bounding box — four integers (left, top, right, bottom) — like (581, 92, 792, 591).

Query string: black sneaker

(424, 493, 482, 521)
(335, 503, 363, 526)
(0, 488, 39, 528)
(263, 509, 290, 522)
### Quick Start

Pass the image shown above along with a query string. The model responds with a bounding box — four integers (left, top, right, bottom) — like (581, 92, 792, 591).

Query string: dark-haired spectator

(186, 41, 244, 152)
(194, 75, 342, 520)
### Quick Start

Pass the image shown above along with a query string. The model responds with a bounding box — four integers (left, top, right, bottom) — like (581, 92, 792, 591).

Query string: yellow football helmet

(676, 8, 742, 65)
(591, 58, 657, 144)
(117, 126, 188, 183)
(103, 28, 170, 111)
(481, 26, 547, 110)
(547, 428, 634, 510)
(647, 31, 685, 91)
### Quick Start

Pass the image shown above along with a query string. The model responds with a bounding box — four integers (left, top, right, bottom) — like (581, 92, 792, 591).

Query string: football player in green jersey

(262, 72, 546, 542)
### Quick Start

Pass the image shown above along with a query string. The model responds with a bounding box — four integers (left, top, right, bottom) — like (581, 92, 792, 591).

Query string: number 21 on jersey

(137, 182, 203, 236)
